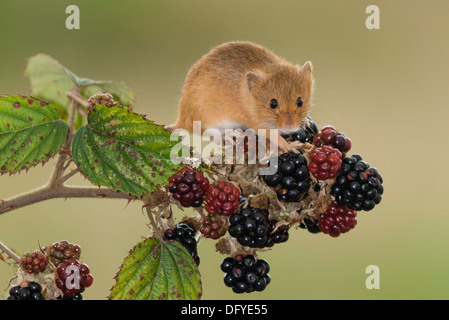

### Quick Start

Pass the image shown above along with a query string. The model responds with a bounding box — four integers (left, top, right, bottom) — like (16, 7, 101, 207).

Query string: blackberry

(204, 181, 240, 216)
(330, 154, 383, 211)
(86, 92, 117, 109)
(221, 255, 271, 294)
(20, 250, 48, 274)
(164, 224, 200, 265)
(318, 201, 357, 237)
(265, 220, 289, 247)
(200, 213, 227, 240)
(43, 240, 81, 267)
(308, 146, 342, 180)
(58, 293, 83, 300)
(313, 125, 352, 158)
(282, 116, 318, 143)
(7, 282, 44, 300)
(228, 206, 269, 248)
(55, 259, 94, 297)
(298, 216, 322, 234)
(168, 168, 210, 208)
(263, 151, 311, 202)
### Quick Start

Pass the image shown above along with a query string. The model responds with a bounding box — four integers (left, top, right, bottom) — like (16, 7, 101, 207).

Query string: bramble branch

(0, 241, 21, 264)
(0, 185, 136, 215)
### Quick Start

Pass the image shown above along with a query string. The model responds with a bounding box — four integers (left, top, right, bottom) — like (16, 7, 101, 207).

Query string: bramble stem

(0, 241, 21, 264)
(142, 194, 163, 240)
(0, 185, 136, 215)
(57, 168, 80, 185)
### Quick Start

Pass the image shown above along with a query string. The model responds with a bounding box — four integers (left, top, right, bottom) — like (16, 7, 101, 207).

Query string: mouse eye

(296, 97, 303, 108)
(270, 99, 278, 109)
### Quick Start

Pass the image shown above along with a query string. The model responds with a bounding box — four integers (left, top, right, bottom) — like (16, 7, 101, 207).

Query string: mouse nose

(283, 117, 296, 130)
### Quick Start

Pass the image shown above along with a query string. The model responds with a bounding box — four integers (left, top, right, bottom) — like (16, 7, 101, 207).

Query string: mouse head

(246, 61, 313, 134)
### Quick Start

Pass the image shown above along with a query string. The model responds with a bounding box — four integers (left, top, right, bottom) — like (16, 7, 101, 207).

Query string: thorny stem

(0, 241, 21, 264)
(57, 168, 80, 185)
(0, 185, 136, 215)
(47, 92, 78, 187)
(142, 194, 163, 240)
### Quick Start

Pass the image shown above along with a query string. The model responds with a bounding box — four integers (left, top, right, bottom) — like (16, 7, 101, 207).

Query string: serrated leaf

(110, 238, 202, 300)
(25, 54, 136, 118)
(71, 104, 186, 196)
(0, 95, 69, 174)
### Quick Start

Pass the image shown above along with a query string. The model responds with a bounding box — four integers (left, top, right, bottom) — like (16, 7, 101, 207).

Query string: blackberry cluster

(331, 155, 383, 211)
(204, 181, 240, 216)
(221, 255, 271, 294)
(313, 125, 352, 158)
(7, 282, 44, 300)
(263, 152, 311, 202)
(20, 250, 48, 274)
(318, 201, 357, 237)
(57, 293, 83, 300)
(44, 240, 81, 267)
(56, 259, 94, 297)
(164, 224, 200, 265)
(298, 217, 322, 234)
(229, 206, 269, 248)
(200, 213, 227, 240)
(265, 220, 289, 247)
(282, 116, 318, 143)
(168, 168, 210, 207)
(308, 146, 342, 180)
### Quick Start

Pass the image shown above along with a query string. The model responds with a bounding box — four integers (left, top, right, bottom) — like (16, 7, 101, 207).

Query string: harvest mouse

(169, 41, 314, 153)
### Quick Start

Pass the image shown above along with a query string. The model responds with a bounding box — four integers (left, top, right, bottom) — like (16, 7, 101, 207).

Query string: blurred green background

(1, 0, 448, 300)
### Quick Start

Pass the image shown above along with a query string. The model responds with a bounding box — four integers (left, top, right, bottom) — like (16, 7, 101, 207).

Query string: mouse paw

(279, 140, 303, 154)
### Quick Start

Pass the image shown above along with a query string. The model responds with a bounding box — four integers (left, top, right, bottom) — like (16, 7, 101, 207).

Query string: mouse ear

(300, 61, 313, 74)
(246, 71, 263, 92)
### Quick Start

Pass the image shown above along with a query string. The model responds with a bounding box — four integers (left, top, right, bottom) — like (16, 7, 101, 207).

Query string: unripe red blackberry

(331, 154, 384, 211)
(44, 240, 81, 267)
(55, 259, 94, 297)
(313, 125, 352, 158)
(318, 201, 357, 237)
(200, 213, 227, 239)
(168, 168, 210, 207)
(308, 146, 342, 180)
(20, 250, 48, 274)
(204, 181, 240, 216)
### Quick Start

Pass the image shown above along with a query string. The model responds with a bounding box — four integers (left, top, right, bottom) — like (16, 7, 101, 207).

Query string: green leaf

(71, 104, 186, 196)
(0, 95, 69, 174)
(110, 238, 202, 300)
(25, 54, 136, 118)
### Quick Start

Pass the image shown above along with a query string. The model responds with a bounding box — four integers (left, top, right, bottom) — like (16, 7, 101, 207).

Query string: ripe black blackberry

(7, 282, 44, 300)
(228, 206, 269, 248)
(263, 152, 311, 202)
(265, 220, 289, 247)
(164, 223, 200, 266)
(282, 116, 318, 143)
(221, 255, 271, 294)
(331, 154, 384, 211)
(298, 217, 322, 234)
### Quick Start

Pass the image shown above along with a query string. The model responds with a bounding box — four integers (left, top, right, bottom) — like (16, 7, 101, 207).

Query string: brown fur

(171, 41, 314, 151)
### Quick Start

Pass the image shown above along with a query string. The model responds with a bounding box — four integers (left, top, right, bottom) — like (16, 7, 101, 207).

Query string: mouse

(169, 41, 314, 153)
